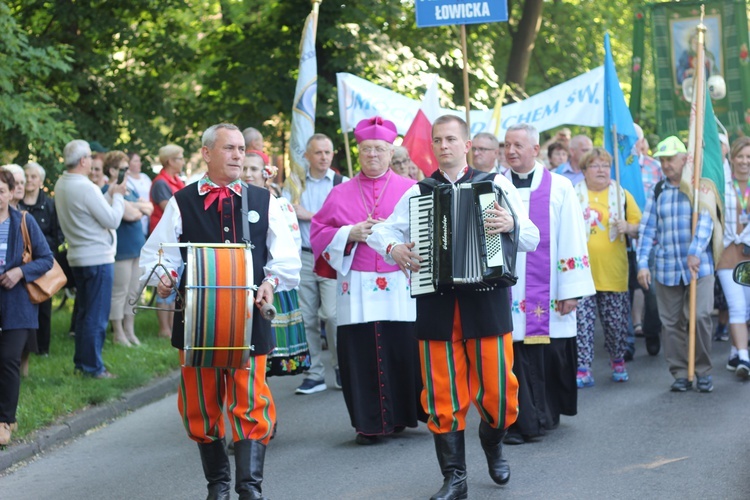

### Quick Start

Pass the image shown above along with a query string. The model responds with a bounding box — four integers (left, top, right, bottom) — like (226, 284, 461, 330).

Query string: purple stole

(524, 168, 552, 344)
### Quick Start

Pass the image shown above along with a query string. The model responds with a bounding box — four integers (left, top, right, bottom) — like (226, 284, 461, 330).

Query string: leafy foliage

(7, 0, 203, 174)
(0, 2, 74, 171)
(2, 0, 655, 181)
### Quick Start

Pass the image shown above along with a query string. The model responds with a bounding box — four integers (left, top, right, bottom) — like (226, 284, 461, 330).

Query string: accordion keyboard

(409, 194, 436, 296)
(478, 192, 505, 268)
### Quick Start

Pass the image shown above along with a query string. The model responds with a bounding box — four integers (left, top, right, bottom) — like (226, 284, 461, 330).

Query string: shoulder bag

(20, 211, 68, 304)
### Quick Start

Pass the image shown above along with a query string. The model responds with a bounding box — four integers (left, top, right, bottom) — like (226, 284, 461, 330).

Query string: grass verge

(12, 292, 179, 441)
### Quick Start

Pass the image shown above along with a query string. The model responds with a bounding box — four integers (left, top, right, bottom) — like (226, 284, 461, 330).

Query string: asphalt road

(1, 334, 748, 500)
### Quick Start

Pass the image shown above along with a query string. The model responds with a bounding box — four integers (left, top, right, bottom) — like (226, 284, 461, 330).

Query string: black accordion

(408, 180, 519, 297)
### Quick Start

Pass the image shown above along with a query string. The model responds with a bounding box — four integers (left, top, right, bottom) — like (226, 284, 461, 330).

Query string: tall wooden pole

(342, 130, 353, 178)
(460, 24, 471, 131)
(612, 124, 624, 242)
(687, 16, 707, 382)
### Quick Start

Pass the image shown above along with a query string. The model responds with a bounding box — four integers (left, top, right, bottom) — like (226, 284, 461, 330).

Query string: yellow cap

(653, 136, 687, 157)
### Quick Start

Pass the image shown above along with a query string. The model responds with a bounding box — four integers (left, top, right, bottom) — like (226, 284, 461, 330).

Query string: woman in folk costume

(574, 148, 642, 387)
(310, 117, 426, 445)
(243, 150, 310, 377)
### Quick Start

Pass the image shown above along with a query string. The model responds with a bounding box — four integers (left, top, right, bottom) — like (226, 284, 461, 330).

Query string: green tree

(0, 2, 74, 173)
(2, 0, 649, 180)
(8, 0, 204, 172)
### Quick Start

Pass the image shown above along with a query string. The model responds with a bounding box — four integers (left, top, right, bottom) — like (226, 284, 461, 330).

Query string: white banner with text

(337, 66, 604, 139)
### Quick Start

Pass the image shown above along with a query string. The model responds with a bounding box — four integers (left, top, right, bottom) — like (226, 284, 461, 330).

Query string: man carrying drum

(140, 123, 301, 500)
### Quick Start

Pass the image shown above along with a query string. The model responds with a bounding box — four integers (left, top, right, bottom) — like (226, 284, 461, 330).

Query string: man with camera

(55, 139, 128, 379)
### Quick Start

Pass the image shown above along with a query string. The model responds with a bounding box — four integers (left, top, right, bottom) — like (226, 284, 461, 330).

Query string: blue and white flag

(289, 4, 319, 175)
(604, 33, 646, 210)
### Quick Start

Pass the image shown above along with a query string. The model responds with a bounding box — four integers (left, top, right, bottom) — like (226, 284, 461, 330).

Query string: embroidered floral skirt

(266, 290, 310, 376)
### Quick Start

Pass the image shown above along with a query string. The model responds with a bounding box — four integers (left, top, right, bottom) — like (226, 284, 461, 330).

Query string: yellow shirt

(584, 189, 642, 292)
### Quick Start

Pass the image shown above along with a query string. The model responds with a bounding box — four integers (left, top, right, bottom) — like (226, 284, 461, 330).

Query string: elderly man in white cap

(636, 136, 715, 393)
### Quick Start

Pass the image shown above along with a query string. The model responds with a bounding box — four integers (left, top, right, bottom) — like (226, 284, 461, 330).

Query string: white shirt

(367, 172, 539, 263)
(127, 172, 152, 236)
(282, 169, 348, 248)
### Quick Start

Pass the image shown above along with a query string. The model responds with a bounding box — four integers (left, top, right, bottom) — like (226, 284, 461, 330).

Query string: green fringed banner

(630, 9, 646, 123)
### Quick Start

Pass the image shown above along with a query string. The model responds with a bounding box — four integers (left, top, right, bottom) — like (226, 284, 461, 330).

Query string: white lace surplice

(325, 226, 415, 327)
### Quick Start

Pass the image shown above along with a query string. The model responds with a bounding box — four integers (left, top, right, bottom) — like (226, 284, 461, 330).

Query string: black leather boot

(197, 439, 231, 500)
(478, 420, 511, 485)
(430, 431, 468, 500)
(234, 439, 268, 500)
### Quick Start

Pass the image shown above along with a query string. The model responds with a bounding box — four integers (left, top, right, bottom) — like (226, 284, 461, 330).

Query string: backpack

(652, 180, 666, 203)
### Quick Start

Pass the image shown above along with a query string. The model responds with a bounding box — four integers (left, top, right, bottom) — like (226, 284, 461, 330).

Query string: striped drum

(183, 246, 255, 369)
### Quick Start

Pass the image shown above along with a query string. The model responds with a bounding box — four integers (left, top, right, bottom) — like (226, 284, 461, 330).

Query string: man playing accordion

(368, 115, 539, 500)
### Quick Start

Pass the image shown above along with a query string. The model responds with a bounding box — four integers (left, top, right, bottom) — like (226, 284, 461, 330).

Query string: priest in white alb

(502, 123, 595, 445)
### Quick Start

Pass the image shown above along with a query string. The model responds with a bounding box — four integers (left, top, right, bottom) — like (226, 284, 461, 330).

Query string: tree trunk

(505, 0, 545, 90)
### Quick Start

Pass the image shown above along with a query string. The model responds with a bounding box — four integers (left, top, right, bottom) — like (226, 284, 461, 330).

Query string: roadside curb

(0, 370, 180, 474)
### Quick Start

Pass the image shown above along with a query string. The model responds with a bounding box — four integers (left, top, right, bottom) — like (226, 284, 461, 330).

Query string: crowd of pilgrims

(1, 117, 749, 499)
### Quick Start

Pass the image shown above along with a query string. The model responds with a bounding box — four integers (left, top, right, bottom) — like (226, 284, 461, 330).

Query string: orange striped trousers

(177, 354, 276, 445)
(420, 301, 519, 434)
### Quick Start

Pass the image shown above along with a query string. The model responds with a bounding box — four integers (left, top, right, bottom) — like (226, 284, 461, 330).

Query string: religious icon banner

(650, 0, 750, 137)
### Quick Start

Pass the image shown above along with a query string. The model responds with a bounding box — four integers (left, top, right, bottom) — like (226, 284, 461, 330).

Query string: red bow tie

(203, 186, 234, 211)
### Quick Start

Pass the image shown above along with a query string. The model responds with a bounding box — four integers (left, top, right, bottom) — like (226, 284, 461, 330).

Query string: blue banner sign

(415, 0, 508, 28)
